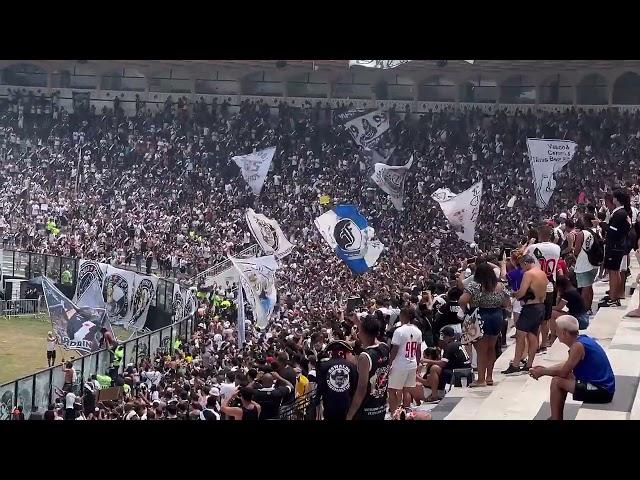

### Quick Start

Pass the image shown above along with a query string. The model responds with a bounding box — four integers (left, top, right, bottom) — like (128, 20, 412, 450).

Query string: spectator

(529, 315, 615, 420)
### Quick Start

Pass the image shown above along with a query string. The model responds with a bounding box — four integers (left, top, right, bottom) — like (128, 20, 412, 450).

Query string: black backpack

(584, 229, 604, 266)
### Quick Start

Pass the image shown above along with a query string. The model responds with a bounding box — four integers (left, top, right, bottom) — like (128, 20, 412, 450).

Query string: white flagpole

(237, 283, 245, 348)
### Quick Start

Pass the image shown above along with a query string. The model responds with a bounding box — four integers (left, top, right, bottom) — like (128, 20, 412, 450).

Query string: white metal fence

(0, 297, 46, 319)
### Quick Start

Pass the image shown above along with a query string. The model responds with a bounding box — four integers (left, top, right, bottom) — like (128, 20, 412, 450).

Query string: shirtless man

(501, 254, 549, 375)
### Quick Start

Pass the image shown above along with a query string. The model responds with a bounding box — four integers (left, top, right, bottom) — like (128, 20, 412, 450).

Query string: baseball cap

(440, 326, 456, 339)
(324, 340, 354, 353)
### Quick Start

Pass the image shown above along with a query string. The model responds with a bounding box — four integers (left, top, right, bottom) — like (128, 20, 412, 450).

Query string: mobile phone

(346, 296, 363, 313)
(504, 247, 512, 258)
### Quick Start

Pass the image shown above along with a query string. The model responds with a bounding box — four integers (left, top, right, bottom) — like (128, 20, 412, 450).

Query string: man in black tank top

(346, 315, 391, 420)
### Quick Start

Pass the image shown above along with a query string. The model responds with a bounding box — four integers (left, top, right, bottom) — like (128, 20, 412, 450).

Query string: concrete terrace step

(441, 267, 638, 420)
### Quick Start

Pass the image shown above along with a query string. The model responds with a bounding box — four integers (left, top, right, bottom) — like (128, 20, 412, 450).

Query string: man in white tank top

(388, 308, 422, 415)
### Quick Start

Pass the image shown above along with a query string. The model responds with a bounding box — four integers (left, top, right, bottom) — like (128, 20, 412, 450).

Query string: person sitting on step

(529, 315, 615, 420)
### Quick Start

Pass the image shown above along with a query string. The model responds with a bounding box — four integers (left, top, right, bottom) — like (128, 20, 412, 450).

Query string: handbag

(461, 308, 484, 345)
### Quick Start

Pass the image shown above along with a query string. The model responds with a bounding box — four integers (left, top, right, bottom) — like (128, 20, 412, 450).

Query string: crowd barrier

(0, 311, 195, 420)
(0, 249, 195, 420)
(0, 297, 45, 318)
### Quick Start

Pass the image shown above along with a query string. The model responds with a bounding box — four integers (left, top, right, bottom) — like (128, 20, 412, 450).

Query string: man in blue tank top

(529, 315, 615, 420)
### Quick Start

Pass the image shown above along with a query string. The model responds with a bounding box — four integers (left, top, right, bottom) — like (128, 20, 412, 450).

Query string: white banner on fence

(129, 273, 158, 331)
(103, 265, 135, 326)
(172, 282, 186, 321)
(246, 208, 294, 259)
(232, 146, 276, 196)
(431, 181, 483, 244)
(526, 138, 577, 208)
(345, 109, 390, 149)
(229, 255, 278, 328)
(371, 155, 413, 211)
(349, 60, 411, 69)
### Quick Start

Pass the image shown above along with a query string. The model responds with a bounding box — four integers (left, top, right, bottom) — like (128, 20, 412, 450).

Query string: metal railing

(1, 297, 46, 319)
(192, 244, 261, 286)
(0, 249, 196, 419)
(0, 308, 196, 420)
(279, 391, 317, 420)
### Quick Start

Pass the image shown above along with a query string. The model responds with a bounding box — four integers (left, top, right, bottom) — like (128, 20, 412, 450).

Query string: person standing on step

(388, 308, 422, 414)
(529, 315, 615, 420)
(571, 214, 601, 315)
(502, 254, 548, 376)
(599, 190, 632, 308)
(46, 331, 57, 367)
(525, 224, 561, 354)
(346, 314, 390, 420)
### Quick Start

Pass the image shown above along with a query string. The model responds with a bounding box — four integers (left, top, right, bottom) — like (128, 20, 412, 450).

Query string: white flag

(232, 146, 276, 196)
(430, 187, 457, 202)
(245, 208, 294, 259)
(371, 155, 413, 211)
(464, 60, 475, 64)
(431, 181, 483, 244)
(229, 255, 278, 328)
(345, 110, 390, 149)
(526, 138, 577, 209)
(507, 195, 516, 208)
(349, 60, 411, 69)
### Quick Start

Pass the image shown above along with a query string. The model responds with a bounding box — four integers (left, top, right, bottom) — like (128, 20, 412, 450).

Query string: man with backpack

(571, 214, 604, 315)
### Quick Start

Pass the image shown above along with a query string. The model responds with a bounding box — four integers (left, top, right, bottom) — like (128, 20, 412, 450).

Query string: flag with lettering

(345, 110, 390, 149)
(371, 155, 413, 211)
(526, 139, 577, 208)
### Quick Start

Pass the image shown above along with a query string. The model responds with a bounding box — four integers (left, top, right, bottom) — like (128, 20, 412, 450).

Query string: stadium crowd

(2, 88, 639, 420)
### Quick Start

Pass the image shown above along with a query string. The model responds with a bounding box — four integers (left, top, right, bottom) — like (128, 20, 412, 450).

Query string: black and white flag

(371, 155, 413, 211)
(349, 60, 411, 69)
(245, 208, 294, 259)
(232, 146, 276, 196)
(345, 110, 390, 149)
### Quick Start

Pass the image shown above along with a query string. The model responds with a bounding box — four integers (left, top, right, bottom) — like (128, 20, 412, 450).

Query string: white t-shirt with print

(526, 242, 561, 292)
(391, 324, 422, 370)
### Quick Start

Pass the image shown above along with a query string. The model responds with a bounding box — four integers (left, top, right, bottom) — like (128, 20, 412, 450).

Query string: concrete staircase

(432, 269, 640, 420)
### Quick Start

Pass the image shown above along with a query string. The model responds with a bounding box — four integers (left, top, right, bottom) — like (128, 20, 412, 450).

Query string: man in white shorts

(388, 308, 422, 415)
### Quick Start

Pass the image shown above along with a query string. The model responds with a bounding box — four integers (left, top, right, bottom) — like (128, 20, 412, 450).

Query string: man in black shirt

(251, 372, 294, 420)
(551, 277, 589, 341)
(274, 352, 298, 405)
(420, 326, 472, 402)
(316, 340, 358, 420)
(434, 287, 462, 340)
(600, 190, 631, 307)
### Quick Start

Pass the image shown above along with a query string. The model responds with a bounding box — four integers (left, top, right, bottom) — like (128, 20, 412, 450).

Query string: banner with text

(526, 138, 577, 209)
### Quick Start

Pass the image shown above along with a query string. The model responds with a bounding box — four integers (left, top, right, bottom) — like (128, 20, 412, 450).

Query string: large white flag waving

(229, 255, 278, 328)
(349, 60, 411, 69)
(526, 138, 577, 209)
(431, 181, 483, 244)
(345, 110, 390, 149)
(232, 146, 276, 196)
(245, 208, 294, 259)
(371, 155, 413, 211)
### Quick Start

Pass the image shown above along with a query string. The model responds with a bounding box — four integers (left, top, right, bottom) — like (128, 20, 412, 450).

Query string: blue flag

(314, 204, 384, 274)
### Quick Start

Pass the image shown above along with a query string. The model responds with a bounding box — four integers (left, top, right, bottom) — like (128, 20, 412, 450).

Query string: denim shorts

(479, 308, 504, 336)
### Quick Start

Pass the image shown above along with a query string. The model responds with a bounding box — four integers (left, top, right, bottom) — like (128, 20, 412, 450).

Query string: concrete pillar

(535, 84, 542, 105)
(573, 84, 578, 106)
(608, 83, 614, 106)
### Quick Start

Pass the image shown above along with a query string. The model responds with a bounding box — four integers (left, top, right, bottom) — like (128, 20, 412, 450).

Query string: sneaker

(598, 298, 621, 308)
(501, 363, 522, 376)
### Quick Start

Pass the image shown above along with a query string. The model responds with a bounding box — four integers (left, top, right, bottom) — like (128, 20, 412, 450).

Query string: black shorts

(516, 303, 545, 334)
(544, 290, 556, 322)
(47, 350, 56, 360)
(603, 248, 625, 271)
(573, 380, 614, 404)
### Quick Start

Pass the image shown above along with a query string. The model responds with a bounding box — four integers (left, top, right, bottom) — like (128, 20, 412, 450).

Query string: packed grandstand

(1, 59, 640, 421)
